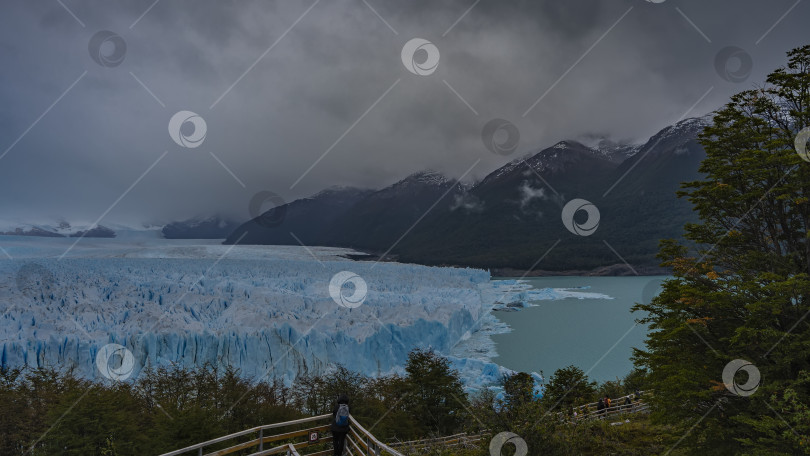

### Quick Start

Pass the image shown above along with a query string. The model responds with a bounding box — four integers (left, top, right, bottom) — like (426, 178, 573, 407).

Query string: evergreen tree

(541, 365, 597, 415)
(403, 349, 468, 436)
(596, 378, 624, 401)
(622, 368, 649, 395)
(503, 372, 535, 407)
(634, 45, 810, 454)
(0, 368, 26, 456)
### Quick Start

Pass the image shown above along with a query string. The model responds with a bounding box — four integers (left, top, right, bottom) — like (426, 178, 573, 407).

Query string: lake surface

(491, 276, 668, 383)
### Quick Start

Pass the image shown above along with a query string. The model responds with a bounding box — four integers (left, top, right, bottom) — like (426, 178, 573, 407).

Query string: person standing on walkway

(332, 394, 351, 456)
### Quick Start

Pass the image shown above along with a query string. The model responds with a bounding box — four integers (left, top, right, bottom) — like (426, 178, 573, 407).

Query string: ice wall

(0, 256, 491, 385)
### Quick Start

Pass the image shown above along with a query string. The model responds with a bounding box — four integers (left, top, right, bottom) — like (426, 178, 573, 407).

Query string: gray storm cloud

(0, 0, 806, 226)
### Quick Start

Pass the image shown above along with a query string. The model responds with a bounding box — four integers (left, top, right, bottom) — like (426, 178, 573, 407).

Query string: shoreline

(342, 251, 669, 277)
(490, 264, 670, 277)
(0, 234, 670, 278)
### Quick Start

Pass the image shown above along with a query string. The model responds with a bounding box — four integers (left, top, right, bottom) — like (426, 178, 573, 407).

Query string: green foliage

(44, 381, 152, 455)
(403, 348, 469, 437)
(0, 354, 683, 455)
(0, 349, 476, 455)
(541, 365, 597, 414)
(503, 372, 534, 407)
(0, 364, 304, 455)
(293, 365, 367, 416)
(464, 368, 678, 455)
(596, 378, 624, 400)
(633, 45, 810, 454)
(622, 368, 649, 394)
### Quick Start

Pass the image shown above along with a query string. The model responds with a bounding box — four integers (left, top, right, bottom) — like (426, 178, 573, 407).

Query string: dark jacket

(331, 396, 350, 433)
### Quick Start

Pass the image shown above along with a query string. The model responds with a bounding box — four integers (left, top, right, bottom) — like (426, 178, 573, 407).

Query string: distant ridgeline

(225, 117, 708, 273)
(0, 224, 116, 238)
(161, 216, 241, 239)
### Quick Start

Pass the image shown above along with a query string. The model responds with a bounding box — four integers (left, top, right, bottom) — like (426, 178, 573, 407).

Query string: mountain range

(224, 116, 710, 273)
(161, 216, 241, 239)
(0, 223, 116, 238)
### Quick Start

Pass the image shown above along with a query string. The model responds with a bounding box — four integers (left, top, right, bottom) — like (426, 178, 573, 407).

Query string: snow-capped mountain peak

(396, 170, 453, 187)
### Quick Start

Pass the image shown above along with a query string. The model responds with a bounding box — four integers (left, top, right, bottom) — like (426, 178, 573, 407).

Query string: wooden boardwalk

(158, 392, 650, 456)
(570, 391, 651, 421)
(158, 414, 403, 456)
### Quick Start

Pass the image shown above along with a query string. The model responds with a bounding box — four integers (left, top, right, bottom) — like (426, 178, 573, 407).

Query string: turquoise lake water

(491, 276, 668, 383)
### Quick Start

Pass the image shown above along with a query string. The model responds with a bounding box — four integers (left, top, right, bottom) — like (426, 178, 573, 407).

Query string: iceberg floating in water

(490, 282, 613, 311)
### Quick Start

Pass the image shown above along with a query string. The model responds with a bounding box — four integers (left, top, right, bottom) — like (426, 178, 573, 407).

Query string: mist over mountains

(1, 116, 707, 272)
(224, 116, 710, 273)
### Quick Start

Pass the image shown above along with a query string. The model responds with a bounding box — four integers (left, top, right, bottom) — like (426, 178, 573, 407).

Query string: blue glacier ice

(0, 236, 611, 392)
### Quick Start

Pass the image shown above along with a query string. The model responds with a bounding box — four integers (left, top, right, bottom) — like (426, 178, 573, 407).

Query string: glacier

(0, 236, 613, 392)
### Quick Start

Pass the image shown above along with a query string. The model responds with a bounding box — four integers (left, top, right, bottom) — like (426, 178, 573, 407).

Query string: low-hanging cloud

(0, 0, 806, 226)
(451, 192, 485, 213)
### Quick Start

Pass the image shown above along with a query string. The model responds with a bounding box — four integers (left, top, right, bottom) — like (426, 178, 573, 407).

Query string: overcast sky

(0, 0, 806, 226)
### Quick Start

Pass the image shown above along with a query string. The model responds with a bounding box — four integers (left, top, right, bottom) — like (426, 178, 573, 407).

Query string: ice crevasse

(0, 256, 523, 389)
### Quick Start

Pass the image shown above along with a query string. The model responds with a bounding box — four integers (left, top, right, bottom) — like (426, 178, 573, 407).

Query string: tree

(633, 45, 810, 454)
(43, 381, 152, 456)
(403, 349, 468, 436)
(596, 378, 624, 401)
(503, 372, 535, 408)
(622, 368, 649, 395)
(0, 368, 26, 456)
(541, 365, 596, 414)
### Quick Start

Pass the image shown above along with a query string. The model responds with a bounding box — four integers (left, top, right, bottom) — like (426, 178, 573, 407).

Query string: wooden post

(259, 428, 264, 451)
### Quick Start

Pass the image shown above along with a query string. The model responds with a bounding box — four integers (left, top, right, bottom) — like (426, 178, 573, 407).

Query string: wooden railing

(346, 415, 404, 456)
(570, 391, 651, 422)
(159, 392, 652, 456)
(388, 432, 489, 453)
(158, 414, 403, 456)
(157, 414, 333, 456)
(573, 391, 647, 411)
(573, 400, 650, 422)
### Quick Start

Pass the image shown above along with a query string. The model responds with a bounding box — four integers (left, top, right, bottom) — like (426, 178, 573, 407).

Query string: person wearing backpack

(331, 394, 350, 455)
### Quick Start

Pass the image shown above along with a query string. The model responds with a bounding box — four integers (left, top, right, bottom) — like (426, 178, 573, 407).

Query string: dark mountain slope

(224, 118, 710, 272)
(224, 187, 374, 246)
(324, 171, 465, 251)
(163, 216, 240, 239)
